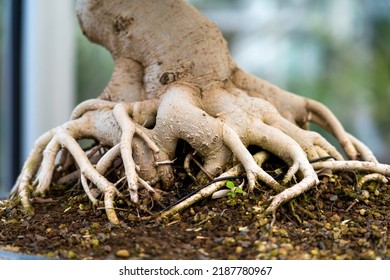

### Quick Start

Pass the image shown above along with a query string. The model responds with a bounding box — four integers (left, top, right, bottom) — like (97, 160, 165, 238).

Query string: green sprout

(226, 180, 243, 198)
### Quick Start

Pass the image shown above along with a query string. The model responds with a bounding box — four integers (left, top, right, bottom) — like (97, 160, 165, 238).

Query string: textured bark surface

(9, 0, 390, 226)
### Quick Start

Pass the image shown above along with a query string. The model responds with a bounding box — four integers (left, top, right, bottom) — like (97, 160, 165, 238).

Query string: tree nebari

(11, 0, 389, 224)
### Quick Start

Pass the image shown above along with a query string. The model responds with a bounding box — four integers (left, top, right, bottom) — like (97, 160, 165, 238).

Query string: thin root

(357, 173, 388, 190)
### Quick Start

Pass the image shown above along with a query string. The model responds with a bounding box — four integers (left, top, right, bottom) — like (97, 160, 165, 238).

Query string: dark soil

(1, 170, 389, 260)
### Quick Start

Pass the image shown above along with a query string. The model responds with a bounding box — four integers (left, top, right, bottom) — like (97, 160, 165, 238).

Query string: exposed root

(11, 102, 170, 224)
(80, 173, 98, 206)
(311, 160, 390, 176)
(71, 99, 117, 120)
(265, 175, 318, 216)
(9, 0, 390, 226)
(357, 173, 388, 189)
(231, 69, 373, 162)
(160, 163, 246, 219)
(346, 133, 378, 163)
(221, 124, 281, 191)
(11, 83, 390, 224)
(184, 153, 199, 183)
(305, 99, 358, 160)
(10, 130, 56, 214)
(113, 103, 143, 202)
(161, 151, 270, 217)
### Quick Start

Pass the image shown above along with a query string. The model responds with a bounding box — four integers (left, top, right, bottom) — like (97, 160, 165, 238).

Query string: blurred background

(0, 0, 389, 194)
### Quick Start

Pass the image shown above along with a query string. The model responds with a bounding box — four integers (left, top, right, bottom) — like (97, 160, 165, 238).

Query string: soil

(1, 165, 389, 260)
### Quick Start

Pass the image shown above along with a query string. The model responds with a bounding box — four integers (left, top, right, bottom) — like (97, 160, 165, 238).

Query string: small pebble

(311, 249, 319, 256)
(359, 209, 367, 216)
(91, 239, 99, 246)
(116, 249, 130, 258)
(330, 214, 341, 222)
(362, 190, 370, 199)
(371, 225, 379, 231)
(223, 237, 236, 246)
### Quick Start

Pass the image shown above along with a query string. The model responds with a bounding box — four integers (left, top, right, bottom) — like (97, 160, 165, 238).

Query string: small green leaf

(235, 187, 243, 194)
(226, 181, 235, 190)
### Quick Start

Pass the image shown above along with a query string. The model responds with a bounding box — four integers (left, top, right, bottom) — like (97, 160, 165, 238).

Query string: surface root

(10, 83, 390, 225)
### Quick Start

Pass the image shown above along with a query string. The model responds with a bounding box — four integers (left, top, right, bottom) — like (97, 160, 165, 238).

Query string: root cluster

(9, 0, 390, 225)
(11, 78, 390, 224)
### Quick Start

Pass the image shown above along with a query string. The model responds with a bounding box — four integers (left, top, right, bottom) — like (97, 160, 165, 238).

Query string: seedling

(226, 180, 244, 198)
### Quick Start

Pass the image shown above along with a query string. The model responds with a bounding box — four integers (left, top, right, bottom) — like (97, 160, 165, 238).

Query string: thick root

(160, 161, 246, 219)
(312, 160, 390, 176)
(153, 83, 321, 218)
(157, 82, 389, 219)
(11, 83, 390, 224)
(10, 130, 55, 214)
(71, 97, 160, 127)
(231, 69, 369, 161)
(221, 124, 280, 191)
(112, 103, 160, 203)
(160, 151, 270, 218)
(11, 101, 169, 224)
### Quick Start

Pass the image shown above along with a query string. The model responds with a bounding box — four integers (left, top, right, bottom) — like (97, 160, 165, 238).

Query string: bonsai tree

(11, 0, 390, 224)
